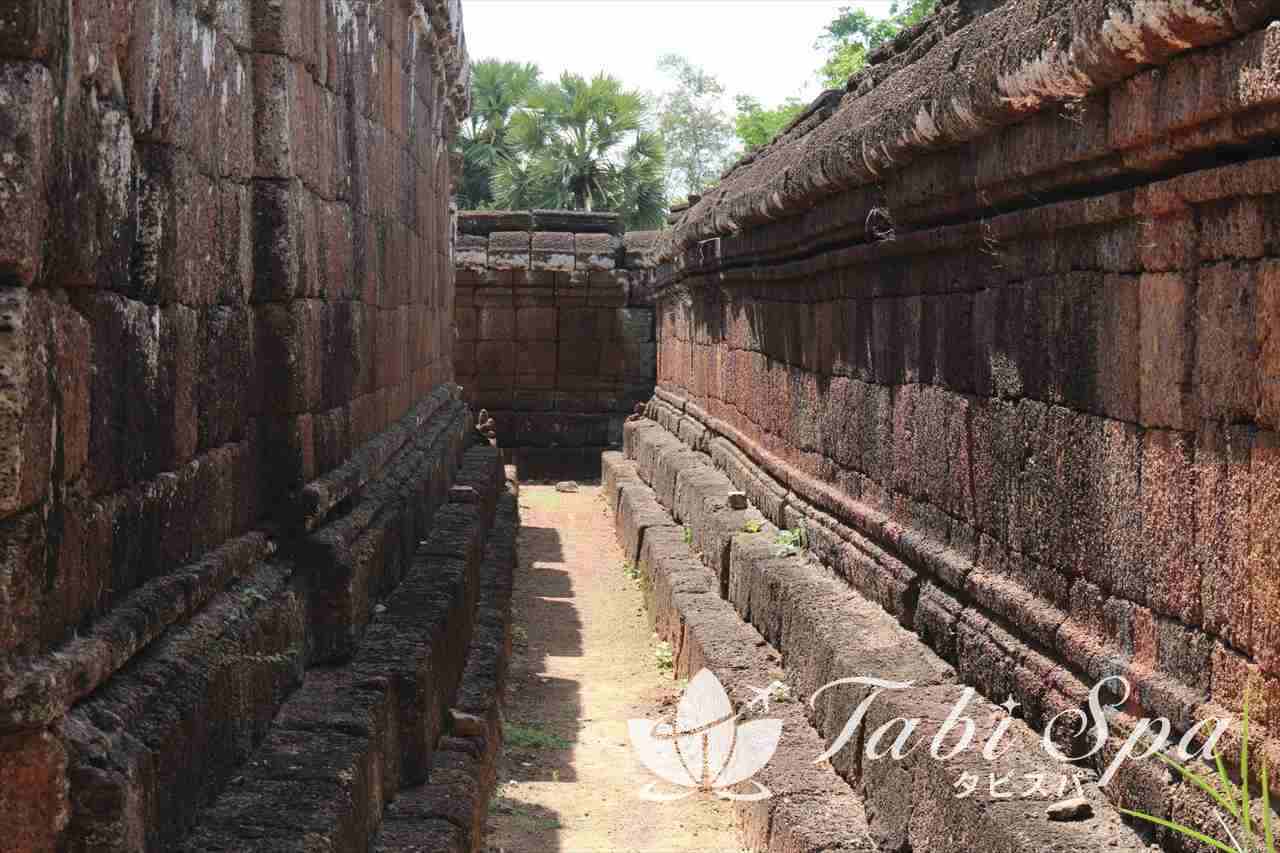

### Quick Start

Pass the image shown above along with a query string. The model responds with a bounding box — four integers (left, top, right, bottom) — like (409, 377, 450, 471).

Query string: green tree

(817, 0, 938, 89)
(734, 95, 806, 150)
(655, 54, 735, 198)
(457, 59, 541, 209)
(492, 72, 667, 229)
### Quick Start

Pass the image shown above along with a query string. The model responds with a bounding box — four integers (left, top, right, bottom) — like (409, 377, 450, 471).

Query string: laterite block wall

(454, 210, 658, 478)
(652, 0, 1280, 834)
(0, 0, 472, 848)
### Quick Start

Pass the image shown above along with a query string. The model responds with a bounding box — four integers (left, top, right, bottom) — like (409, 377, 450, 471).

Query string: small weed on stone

(654, 641, 674, 672)
(774, 525, 808, 557)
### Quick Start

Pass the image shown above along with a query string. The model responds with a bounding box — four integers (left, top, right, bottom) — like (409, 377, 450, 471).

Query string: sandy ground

(485, 484, 743, 853)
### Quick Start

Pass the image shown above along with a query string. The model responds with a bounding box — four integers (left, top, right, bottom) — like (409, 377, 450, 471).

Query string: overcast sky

(462, 1, 901, 109)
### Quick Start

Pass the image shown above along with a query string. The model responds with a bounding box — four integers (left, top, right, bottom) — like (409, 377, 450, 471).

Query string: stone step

(374, 476, 518, 853)
(57, 411, 479, 852)
(178, 446, 506, 852)
(605, 454, 874, 851)
(606, 428, 1152, 852)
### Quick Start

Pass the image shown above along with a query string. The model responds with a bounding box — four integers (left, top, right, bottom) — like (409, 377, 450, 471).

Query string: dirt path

(486, 484, 742, 853)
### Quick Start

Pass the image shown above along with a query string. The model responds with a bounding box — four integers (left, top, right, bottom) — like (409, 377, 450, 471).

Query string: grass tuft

(506, 722, 571, 750)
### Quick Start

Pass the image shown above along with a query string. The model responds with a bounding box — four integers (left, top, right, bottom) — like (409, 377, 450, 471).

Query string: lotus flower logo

(628, 669, 782, 802)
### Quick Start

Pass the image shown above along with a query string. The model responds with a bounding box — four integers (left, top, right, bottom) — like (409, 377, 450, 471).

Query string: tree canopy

(734, 95, 806, 151)
(489, 71, 667, 229)
(816, 0, 938, 88)
(461, 6, 953, 224)
(655, 54, 735, 199)
(457, 59, 541, 209)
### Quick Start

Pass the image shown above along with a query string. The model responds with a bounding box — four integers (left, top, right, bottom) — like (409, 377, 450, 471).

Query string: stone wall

(0, 1, 489, 850)
(454, 210, 658, 478)
(651, 0, 1280, 837)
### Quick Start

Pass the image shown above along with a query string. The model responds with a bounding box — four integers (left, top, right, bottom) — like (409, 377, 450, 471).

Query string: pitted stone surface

(0, 0, 477, 849)
(645, 3, 1280, 839)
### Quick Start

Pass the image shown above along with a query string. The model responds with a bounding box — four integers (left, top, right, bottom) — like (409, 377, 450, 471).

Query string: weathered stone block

(256, 300, 324, 416)
(458, 211, 532, 235)
(1196, 423, 1253, 652)
(161, 303, 199, 467)
(487, 231, 530, 270)
(0, 291, 90, 515)
(373, 305, 408, 391)
(514, 306, 556, 341)
(0, 62, 53, 287)
(533, 210, 621, 233)
(1139, 272, 1193, 429)
(134, 149, 253, 305)
(1196, 261, 1258, 421)
(476, 306, 514, 341)
(0, 507, 43, 655)
(322, 300, 361, 410)
(530, 231, 574, 272)
(1199, 197, 1265, 262)
(575, 233, 620, 271)
(250, 0, 305, 57)
(455, 306, 477, 341)
(1141, 429, 1198, 623)
(76, 294, 162, 492)
(1139, 212, 1197, 272)
(558, 339, 601, 377)
(1251, 431, 1280, 674)
(1090, 274, 1140, 422)
(475, 341, 515, 377)
(0, 730, 67, 852)
(1260, 260, 1280, 429)
(63, 565, 306, 851)
(252, 179, 310, 302)
(173, 9, 254, 179)
(453, 341, 475, 378)
(560, 306, 600, 340)
(455, 234, 488, 271)
(516, 343, 556, 379)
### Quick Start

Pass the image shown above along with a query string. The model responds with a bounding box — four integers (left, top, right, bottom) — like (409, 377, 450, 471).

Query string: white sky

(462, 1, 902, 108)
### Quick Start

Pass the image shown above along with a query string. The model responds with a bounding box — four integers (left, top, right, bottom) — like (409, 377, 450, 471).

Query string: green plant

(734, 94, 806, 151)
(622, 560, 640, 581)
(1122, 691, 1273, 853)
(742, 519, 764, 534)
(655, 641, 674, 672)
(657, 54, 735, 197)
(816, 0, 938, 88)
(457, 60, 541, 208)
(492, 71, 667, 229)
(774, 525, 808, 557)
(506, 722, 571, 750)
(683, 526, 693, 545)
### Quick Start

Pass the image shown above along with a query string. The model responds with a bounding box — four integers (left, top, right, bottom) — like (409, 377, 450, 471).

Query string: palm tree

(457, 60, 541, 209)
(492, 72, 667, 229)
